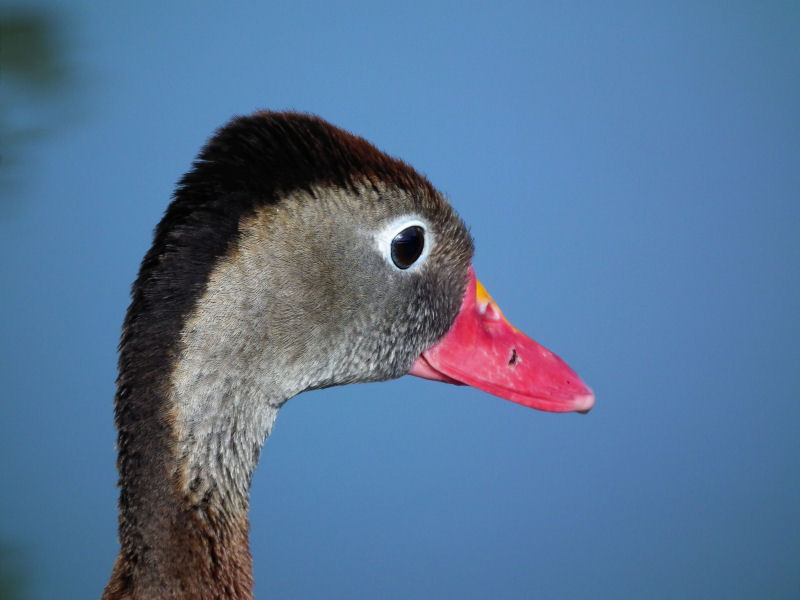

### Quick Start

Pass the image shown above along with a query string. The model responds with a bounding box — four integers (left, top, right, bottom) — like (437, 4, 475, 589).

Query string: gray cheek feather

(169, 183, 470, 500)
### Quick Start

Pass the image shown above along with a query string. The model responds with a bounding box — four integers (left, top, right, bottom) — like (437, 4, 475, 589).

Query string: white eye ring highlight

(374, 216, 433, 272)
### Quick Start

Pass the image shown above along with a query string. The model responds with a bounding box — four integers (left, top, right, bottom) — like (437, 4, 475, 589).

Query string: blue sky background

(1, 2, 798, 599)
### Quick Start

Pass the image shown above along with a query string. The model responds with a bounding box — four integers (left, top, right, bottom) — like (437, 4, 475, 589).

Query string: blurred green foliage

(1, 7, 75, 208)
(0, 541, 26, 600)
(1, 10, 66, 596)
(0, 11, 66, 89)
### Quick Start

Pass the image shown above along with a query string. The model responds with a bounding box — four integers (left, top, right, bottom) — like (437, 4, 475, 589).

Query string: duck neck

(105, 338, 285, 600)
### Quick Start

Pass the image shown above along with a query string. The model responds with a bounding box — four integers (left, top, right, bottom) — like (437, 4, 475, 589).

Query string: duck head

(104, 111, 592, 600)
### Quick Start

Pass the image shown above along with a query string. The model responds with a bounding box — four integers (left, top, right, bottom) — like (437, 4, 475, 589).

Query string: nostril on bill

(507, 348, 519, 367)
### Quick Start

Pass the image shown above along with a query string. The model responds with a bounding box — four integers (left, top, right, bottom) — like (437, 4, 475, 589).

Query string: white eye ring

(374, 216, 433, 272)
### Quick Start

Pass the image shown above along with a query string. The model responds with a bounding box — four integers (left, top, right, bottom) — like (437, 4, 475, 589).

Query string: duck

(101, 111, 594, 600)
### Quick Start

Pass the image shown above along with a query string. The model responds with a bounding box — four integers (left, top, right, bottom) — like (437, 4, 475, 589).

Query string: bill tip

(573, 390, 595, 414)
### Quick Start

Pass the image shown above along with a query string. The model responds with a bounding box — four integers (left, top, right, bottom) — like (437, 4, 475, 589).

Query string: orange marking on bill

(475, 279, 493, 306)
(475, 278, 519, 331)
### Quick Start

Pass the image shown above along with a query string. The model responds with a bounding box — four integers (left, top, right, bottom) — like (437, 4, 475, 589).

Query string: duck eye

(390, 226, 425, 270)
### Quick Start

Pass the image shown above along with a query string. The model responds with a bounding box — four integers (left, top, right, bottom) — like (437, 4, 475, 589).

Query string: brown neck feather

(103, 273, 277, 600)
(103, 479, 254, 599)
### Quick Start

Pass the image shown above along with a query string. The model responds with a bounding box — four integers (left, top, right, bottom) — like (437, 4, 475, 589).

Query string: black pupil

(391, 226, 425, 269)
